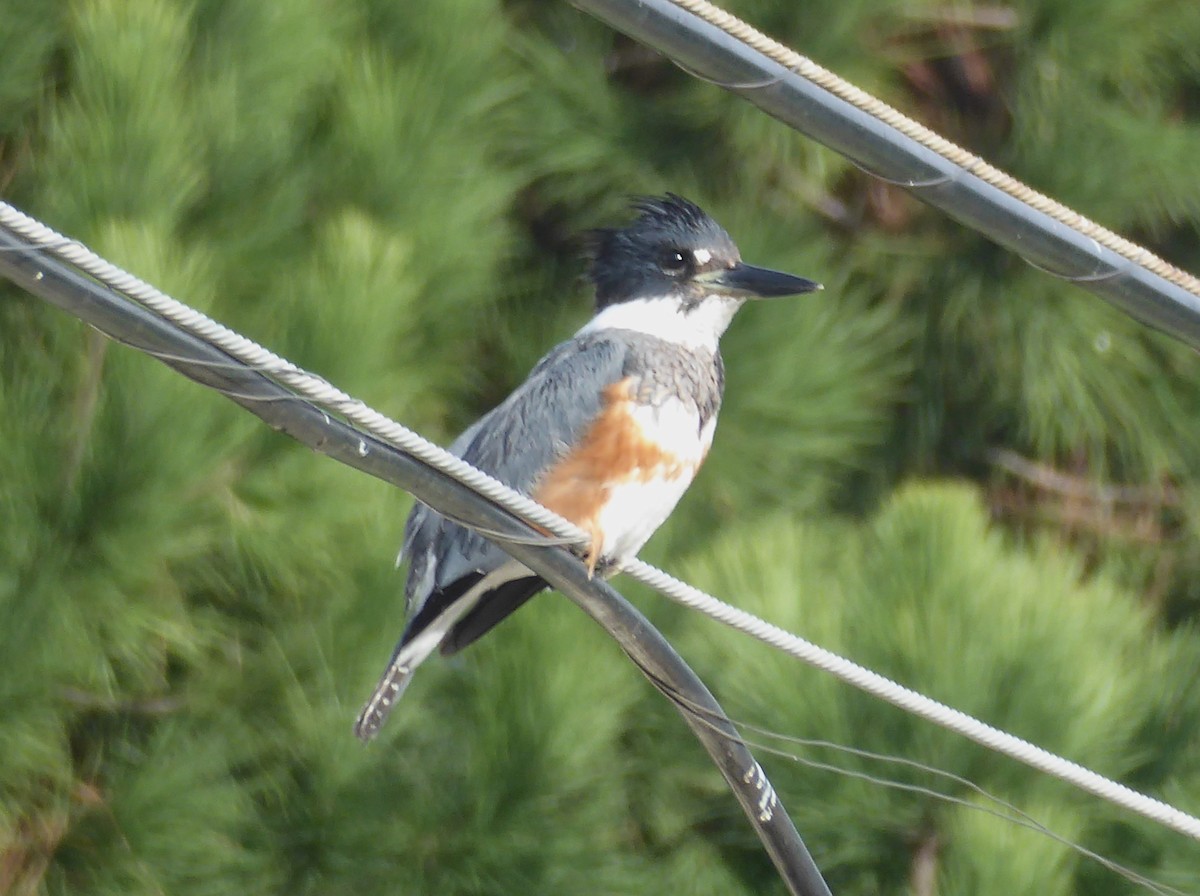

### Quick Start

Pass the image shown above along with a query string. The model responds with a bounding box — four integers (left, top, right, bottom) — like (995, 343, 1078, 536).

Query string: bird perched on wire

(354, 194, 820, 740)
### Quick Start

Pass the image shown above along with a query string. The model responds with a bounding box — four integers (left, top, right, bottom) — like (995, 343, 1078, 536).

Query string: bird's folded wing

(397, 332, 632, 617)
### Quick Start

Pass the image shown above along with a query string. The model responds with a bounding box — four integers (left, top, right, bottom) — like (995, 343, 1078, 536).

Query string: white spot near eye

(693, 248, 712, 265)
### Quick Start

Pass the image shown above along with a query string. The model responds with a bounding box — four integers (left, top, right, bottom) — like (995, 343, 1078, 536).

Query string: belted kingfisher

(354, 194, 820, 740)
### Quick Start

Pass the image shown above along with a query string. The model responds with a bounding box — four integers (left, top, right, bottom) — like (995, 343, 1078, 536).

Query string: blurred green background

(3, 0, 1200, 893)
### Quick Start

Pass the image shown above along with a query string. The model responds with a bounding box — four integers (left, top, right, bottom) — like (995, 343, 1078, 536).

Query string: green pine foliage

(637, 485, 1191, 894)
(3, 0, 1200, 893)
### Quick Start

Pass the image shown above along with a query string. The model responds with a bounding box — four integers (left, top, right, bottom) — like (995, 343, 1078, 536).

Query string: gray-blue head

(585, 194, 821, 313)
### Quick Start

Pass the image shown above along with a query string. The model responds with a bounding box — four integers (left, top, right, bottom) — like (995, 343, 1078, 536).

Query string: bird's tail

(353, 563, 527, 741)
(353, 663, 414, 741)
(352, 613, 454, 741)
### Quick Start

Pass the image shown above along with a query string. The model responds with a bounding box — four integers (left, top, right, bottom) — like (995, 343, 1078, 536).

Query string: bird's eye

(658, 249, 691, 276)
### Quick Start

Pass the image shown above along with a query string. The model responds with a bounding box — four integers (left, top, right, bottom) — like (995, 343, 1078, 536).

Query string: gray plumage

(401, 329, 724, 626)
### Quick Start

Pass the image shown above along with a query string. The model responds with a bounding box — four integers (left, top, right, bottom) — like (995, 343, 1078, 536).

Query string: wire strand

(3, 198, 1199, 845)
(642, 675, 1186, 896)
(664, 0, 1200, 298)
(618, 555, 1200, 842)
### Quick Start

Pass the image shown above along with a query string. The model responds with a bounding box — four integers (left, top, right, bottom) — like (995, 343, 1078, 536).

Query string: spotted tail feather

(353, 664, 414, 742)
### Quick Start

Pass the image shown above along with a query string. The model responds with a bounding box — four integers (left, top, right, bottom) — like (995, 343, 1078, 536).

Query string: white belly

(595, 400, 716, 560)
(594, 472, 696, 559)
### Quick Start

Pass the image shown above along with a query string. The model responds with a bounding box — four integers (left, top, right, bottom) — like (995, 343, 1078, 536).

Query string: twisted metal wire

(3, 198, 1199, 843)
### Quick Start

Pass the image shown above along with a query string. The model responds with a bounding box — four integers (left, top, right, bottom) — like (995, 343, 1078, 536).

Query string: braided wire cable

(3, 198, 1198, 843)
(667, 0, 1200, 296)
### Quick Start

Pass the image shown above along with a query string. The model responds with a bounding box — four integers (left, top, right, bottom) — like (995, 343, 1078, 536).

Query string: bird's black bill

(702, 263, 822, 299)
